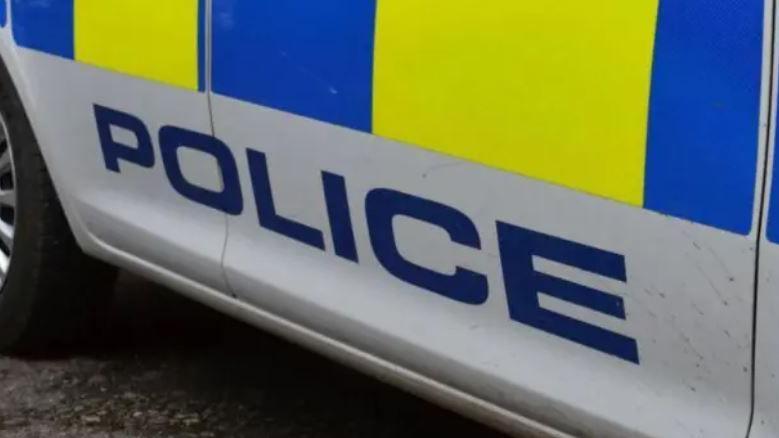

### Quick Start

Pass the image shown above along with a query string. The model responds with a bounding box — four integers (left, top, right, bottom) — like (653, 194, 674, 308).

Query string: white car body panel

(8, 51, 228, 292)
(215, 94, 760, 438)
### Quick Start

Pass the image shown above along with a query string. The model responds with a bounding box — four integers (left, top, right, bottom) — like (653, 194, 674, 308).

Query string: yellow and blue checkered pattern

(10, 0, 766, 235)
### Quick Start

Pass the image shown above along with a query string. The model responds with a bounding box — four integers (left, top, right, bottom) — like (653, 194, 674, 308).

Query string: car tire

(0, 59, 118, 354)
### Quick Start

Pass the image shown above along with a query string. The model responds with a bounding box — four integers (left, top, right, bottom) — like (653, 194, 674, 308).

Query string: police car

(1, 1, 778, 437)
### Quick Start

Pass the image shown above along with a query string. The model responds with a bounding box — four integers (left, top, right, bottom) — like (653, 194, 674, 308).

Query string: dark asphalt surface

(0, 272, 509, 437)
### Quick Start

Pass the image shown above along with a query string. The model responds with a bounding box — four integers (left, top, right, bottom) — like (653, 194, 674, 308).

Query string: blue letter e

(497, 222, 639, 364)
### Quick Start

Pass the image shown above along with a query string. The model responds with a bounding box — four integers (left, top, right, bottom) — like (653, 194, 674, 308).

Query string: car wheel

(0, 59, 117, 354)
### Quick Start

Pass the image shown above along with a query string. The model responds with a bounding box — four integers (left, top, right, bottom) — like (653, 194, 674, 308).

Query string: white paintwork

(214, 96, 760, 438)
(751, 233, 779, 438)
(4, 49, 229, 293)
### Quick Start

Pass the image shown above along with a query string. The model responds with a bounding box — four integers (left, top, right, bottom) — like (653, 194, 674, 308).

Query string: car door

(750, 5, 779, 436)
(210, 1, 768, 436)
(7, 0, 228, 290)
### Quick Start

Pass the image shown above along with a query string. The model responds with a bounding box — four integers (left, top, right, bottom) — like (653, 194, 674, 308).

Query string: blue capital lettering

(94, 105, 154, 173)
(322, 172, 358, 262)
(365, 189, 488, 305)
(246, 149, 325, 250)
(497, 222, 639, 363)
(158, 126, 243, 215)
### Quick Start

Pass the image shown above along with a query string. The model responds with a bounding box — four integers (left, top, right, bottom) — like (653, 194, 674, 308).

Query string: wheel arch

(0, 29, 104, 260)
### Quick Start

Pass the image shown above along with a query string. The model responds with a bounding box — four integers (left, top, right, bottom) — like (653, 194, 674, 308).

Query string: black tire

(0, 59, 117, 354)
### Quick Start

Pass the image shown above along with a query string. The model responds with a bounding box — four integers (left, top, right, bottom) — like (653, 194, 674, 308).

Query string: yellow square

(373, 1, 659, 205)
(75, 0, 200, 90)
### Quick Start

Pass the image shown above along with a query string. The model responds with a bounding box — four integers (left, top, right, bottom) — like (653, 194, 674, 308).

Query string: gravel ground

(0, 272, 508, 437)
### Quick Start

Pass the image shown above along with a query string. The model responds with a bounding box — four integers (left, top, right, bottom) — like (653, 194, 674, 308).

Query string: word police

(94, 104, 639, 364)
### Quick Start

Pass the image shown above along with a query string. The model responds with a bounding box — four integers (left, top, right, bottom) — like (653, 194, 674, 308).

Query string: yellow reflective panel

(373, 1, 659, 205)
(74, 0, 199, 90)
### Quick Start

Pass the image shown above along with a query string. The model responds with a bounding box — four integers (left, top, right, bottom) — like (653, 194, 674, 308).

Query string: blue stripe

(11, 0, 73, 59)
(767, 121, 779, 243)
(211, 0, 376, 132)
(0, 0, 7, 28)
(644, 0, 764, 234)
(197, 0, 205, 92)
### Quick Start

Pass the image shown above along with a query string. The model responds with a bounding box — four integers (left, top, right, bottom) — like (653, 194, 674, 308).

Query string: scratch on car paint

(278, 50, 339, 96)
(421, 161, 468, 179)
(693, 263, 729, 307)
